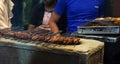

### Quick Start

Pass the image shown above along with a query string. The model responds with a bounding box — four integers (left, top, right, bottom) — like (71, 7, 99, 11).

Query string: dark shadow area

(104, 0, 113, 17)
(104, 42, 120, 64)
(11, 0, 23, 27)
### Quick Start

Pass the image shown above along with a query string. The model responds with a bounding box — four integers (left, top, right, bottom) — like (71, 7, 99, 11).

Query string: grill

(0, 34, 104, 64)
(73, 19, 120, 43)
(77, 26, 120, 34)
(72, 32, 119, 43)
(72, 18, 120, 64)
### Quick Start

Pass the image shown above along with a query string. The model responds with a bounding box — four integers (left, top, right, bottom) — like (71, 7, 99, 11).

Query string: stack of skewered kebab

(85, 17, 120, 26)
(0, 29, 80, 45)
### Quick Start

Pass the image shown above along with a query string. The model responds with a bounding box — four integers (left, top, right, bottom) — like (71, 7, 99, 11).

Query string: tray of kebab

(77, 17, 120, 34)
(73, 17, 120, 43)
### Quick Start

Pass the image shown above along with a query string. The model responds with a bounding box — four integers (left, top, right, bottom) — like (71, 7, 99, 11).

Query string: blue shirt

(54, 0, 104, 34)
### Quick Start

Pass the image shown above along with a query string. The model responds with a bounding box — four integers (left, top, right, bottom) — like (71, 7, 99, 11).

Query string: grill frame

(77, 26, 120, 34)
(0, 37, 104, 64)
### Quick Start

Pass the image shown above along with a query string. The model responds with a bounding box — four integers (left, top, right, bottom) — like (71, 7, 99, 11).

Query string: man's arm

(49, 0, 66, 34)
(49, 12, 61, 34)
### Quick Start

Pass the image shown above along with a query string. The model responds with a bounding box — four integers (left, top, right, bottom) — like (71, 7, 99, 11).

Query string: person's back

(0, 0, 14, 29)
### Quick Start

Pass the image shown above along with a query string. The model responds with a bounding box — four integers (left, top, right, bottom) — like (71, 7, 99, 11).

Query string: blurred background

(11, 0, 42, 28)
(11, 0, 120, 28)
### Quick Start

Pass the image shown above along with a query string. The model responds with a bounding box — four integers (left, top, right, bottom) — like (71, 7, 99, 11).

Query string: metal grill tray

(72, 32, 119, 43)
(77, 26, 120, 34)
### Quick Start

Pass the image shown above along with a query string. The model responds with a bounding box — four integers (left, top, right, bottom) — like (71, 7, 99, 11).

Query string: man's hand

(36, 25, 51, 31)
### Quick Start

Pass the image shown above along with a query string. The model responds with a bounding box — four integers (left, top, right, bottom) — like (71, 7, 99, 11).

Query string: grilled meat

(0, 29, 80, 45)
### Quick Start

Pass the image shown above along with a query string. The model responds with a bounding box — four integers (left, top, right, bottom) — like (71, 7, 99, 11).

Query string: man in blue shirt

(49, 0, 104, 34)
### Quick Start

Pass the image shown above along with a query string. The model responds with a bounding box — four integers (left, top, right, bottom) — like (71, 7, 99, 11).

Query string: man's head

(43, 0, 57, 6)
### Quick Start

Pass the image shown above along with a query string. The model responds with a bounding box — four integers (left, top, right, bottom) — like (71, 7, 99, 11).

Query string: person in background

(49, 0, 104, 35)
(28, 0, 67, 33)
(0, 0, 14, 29)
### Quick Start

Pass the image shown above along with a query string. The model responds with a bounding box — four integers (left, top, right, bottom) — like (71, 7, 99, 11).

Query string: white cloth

(37, 11, 52, 30)
(0, 0, 14, 29)
(42, 11, 52, 25)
